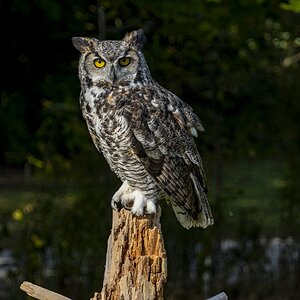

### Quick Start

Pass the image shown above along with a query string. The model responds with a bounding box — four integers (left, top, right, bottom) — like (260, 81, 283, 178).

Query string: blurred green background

(0, 0, 300, 299)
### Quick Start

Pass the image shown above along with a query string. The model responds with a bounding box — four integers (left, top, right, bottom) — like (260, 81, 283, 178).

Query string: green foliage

(281, 0, 300, 13)
(3, 162, 114, 299)
(1, 0, 299, 167)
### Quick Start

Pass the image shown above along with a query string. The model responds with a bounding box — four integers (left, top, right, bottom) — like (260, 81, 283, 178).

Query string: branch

(20, 281, 71, 300)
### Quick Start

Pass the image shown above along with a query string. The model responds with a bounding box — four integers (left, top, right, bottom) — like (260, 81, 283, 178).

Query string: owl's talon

(122, 203, 132, 210)
(111, 199, 121, 211)
(121, 193, 134, 209)
(111, 180, 131, 211)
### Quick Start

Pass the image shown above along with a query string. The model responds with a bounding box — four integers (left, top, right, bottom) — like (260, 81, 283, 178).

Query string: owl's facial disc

(73, 31, 151, 86)
(73, 36, 150, 86)
(86, 49, 139, 86)
(104, 56, 133, 85)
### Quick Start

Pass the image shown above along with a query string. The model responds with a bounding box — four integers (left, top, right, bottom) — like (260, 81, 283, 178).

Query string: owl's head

(72, 29, 151, 87)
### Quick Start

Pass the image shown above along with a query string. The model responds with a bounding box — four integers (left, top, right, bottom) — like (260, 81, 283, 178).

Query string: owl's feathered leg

(112, 182, 156, 216)
(111, 180, 131, 211)
(121, 190, 156, 216)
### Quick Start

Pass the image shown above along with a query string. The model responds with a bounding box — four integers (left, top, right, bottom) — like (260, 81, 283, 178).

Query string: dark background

(0, 0, 299, 299)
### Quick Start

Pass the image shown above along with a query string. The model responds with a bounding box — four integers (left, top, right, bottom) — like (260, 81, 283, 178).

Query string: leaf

(280, 0, 300, 13)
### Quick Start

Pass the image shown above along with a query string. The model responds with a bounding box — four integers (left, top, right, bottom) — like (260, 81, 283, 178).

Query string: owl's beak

(109, 66, 117, 85)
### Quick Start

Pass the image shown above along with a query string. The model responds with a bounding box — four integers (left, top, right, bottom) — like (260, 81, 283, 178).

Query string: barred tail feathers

(171, 173, 214, 229)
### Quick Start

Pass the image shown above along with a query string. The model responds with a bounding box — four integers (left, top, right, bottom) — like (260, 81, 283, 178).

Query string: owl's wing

(128, 88, 213, 229)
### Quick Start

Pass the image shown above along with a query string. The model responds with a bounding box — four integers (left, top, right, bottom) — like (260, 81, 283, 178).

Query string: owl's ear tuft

(72, 37, 98, 53)
(123, 29, 146, 50)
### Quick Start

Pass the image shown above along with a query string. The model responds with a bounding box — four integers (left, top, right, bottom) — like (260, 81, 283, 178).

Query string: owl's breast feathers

(81, 83, 213, 228)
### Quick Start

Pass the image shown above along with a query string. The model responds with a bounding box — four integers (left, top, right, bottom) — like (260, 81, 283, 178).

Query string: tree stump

(94, 207, 167, 300)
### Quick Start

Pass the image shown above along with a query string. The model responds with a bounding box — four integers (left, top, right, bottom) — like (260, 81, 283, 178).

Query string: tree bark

(94, 207, 167, 300)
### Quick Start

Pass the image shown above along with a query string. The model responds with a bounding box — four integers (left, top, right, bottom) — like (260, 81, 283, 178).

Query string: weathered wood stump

(93, 207, 167, 300)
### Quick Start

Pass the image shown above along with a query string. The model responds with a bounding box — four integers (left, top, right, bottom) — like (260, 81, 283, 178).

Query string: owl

(72, 29, 213, 229)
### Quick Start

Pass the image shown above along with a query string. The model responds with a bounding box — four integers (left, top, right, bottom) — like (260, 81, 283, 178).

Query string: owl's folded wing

(128, 95, 213, 228)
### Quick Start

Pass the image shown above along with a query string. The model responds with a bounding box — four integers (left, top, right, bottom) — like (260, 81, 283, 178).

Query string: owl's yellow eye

(118, 57, 131, 67)
(93, 58, 106, 68)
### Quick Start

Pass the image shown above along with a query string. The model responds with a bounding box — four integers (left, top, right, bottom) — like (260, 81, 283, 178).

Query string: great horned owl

(72, 29, 213, 229)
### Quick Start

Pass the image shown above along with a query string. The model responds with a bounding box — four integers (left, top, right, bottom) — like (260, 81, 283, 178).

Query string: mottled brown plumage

(72, 29, 213, 229)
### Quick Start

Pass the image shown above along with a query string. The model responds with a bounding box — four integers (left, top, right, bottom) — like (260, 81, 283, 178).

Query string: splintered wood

(94, 208, 167, 300)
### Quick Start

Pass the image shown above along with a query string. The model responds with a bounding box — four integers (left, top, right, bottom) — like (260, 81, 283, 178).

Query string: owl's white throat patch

(84, 86, 106, 108)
